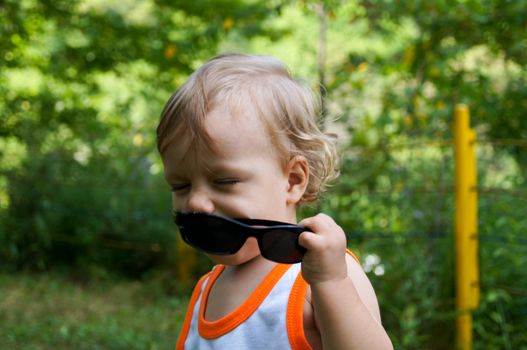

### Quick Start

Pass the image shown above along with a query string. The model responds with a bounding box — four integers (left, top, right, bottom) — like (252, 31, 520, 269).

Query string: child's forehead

(166, 103, 286, 164)
(206, 104, 274, 152)
(209, 101, 265, 130)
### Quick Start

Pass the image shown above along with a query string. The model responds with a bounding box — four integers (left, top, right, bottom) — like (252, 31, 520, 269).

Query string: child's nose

(186, 188, 215, 213)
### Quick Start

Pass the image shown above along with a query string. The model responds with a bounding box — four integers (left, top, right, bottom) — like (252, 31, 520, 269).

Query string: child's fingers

(299, 213, 334, 232)
(298, 230, 323, 250)
(298, 214, 349, 285)
(298, 214, 347, 251)
(297, 214, 331, 250)
(299, 230, 347, 252)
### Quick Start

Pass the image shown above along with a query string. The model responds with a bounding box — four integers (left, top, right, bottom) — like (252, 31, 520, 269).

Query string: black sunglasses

(174, 211, 307, 264)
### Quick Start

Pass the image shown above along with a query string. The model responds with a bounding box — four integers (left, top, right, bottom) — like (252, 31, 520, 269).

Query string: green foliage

(350, 0, 527, 145)
(0, 0, 281, 272)
(309, 4, 527, 345)
(2, 150, 174, 276)
(1, 0, 527, 348)
(0, 272, 187, 349)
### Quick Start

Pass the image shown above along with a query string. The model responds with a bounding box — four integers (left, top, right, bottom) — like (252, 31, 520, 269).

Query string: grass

(0, 272, 187, 350)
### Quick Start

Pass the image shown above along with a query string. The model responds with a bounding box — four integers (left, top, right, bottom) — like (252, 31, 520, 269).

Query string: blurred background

(1, 0, 526, 349)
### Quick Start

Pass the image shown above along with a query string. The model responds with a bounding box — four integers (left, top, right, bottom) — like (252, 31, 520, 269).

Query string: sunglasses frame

(174, 211, 307, 264)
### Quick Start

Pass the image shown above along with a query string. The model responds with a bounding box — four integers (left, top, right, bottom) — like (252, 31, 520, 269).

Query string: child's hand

(298, 213, 348, 286)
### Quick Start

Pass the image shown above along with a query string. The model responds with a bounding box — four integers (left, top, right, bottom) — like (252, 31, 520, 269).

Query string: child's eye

(171, 183, 190, 192)
(214, 178, 240, 186)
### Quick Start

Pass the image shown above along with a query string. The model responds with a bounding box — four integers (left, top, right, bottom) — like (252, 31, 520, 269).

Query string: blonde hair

(156, 53, 338, 202)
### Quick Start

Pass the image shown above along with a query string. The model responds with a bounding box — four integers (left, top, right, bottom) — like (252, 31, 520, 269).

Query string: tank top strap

(285, 248, 360, 350)
(175, 270, 213, 350)
(198, 263, 292, 338)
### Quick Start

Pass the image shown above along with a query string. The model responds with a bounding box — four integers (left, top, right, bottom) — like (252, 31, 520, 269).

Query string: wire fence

(2, 132, 522, 348)
(39, 137, 525, 250)
(344, 136, 527, 309)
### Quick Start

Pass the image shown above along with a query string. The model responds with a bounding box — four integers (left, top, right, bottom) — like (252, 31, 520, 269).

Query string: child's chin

(206, 252, 261, 266)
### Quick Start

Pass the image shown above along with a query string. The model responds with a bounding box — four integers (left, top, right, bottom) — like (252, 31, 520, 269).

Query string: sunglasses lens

(261, 229, 304, 263)
(178, 214, 245, 254)
(176, 212, 307, 262)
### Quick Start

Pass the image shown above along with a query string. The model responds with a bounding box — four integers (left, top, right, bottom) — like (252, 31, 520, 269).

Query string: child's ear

(285, 156, 309, 205)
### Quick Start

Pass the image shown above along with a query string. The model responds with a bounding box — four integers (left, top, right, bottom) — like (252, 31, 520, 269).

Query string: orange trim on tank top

(198, 263, 292, 339)
(346, 248, 360, 264)
(286, 248, 360, 350)
(175, 272, 211, 350)
(287, 271, 312, 350)
(176, 249, 360, 349)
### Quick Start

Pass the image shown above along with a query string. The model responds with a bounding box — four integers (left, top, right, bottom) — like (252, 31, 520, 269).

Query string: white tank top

(176, 263, 312, 350)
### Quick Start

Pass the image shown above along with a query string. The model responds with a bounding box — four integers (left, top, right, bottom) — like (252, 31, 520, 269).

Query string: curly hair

(156, 53, 339, 202)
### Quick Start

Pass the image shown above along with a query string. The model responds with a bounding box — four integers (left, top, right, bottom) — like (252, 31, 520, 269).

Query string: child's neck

(205, 255, 277, 321)
(225, 254, 276, 275)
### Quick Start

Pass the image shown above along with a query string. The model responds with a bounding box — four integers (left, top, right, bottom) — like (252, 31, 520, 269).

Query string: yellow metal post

(454, 104, 480, 350)
(176, 233, 196, 288)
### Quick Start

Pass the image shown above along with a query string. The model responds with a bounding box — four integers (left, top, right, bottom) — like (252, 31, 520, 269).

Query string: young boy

(157, 53, 393, 350)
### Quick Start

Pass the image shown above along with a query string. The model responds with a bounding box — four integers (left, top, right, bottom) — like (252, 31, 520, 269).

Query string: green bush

(1, 150, 176, 277)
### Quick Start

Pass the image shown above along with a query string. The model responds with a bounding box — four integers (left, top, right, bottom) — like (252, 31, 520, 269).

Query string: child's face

(162, 103, 297, 265)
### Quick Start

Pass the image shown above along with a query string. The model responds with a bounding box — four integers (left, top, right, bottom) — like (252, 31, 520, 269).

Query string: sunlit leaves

(0, 0, 280, 275)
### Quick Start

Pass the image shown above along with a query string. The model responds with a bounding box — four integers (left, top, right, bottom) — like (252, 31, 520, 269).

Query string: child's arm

(299, 214, 394, 350)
